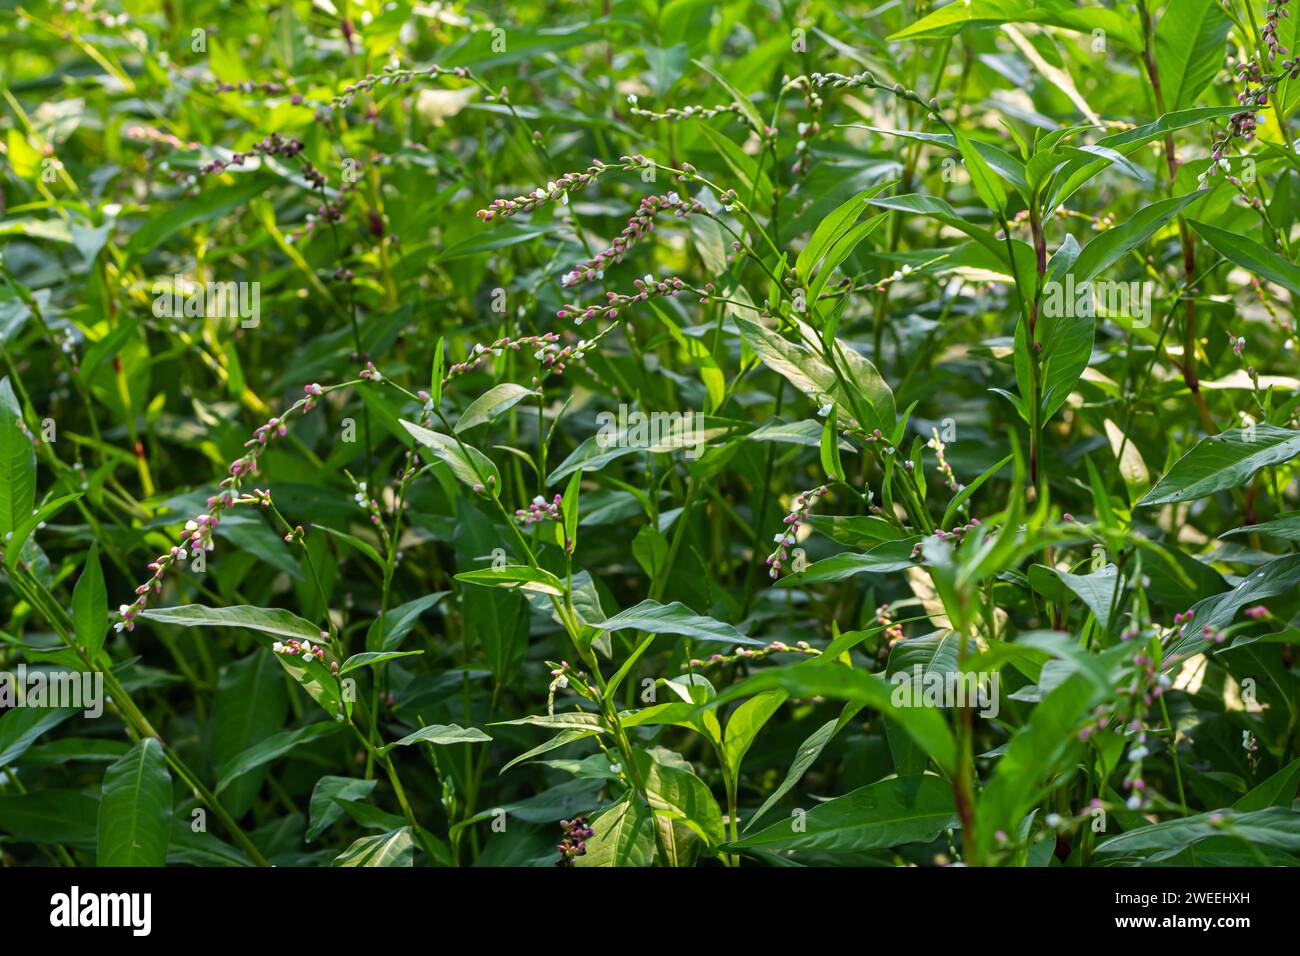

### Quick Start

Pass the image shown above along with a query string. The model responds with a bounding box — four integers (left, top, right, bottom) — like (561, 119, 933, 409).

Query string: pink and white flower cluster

(560, 192, 704, 287)
(766, 484, 828, 578)
(515, 494, 563, 526)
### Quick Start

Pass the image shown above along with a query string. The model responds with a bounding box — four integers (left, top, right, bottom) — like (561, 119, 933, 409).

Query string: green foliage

(1, 0, 1299, 871)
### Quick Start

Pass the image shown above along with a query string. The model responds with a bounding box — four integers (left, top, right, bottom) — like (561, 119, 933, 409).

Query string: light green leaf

(332, 827, 413, 866)
(454, 383, 538, 433)
(377, 723, 492, 757)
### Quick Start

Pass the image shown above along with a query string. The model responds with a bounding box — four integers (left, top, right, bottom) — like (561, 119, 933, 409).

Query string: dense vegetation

(2, 0, 1300, 868)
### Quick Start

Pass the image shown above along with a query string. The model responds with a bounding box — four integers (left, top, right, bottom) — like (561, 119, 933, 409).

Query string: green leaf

(209, 652, 288, 817)
(1071, 191, 1204, 285)
(796, 186, 884, 281)
(1223, 512, 1300, 543)
(722, 690, 787, 778)
(72, 543, 108, 660)
(638, 749, 726, 850)
(400, 419, 500, 490)
(139, 603, 321, 641)
(0, 706, 77, 769)
(1038, 311, 1093, 422)
(886, 633, 959, 775)
(338, 650, 424, 675)
(1167, 554, 1300, 660)
(730, 774, 957, 853)
(955, 130, 1008, 214)
(1235, 757, 1300, 812)
(776, 538, 921, 585)
(454, 383, 538, 433)
(1155, 0, 1231, 111)
(977, 672, 1106, 854)
(594, 599, 762, 646)
(429, 336, 445, 406)
(332, 827, 414, 866)
(0, 790, 100, 850)
(5, 492, 83, 570)
(888, 0, 1142, 51)
(215, 720, 343, 794)
(819, 410, 845, 481)
(365, 592, 448, 652)
(377, 723, 492, 756)
(97, 738, 172, 867)
(632, 524, 669, 579)
(456, 564, 566, 597)
(1138, 426, 1300, 506)
(575, 794, 655, 867)
(0, 388, 36, 542)
(1094, 808, 1300, 865)
(711, 660, 957, 776)
(1054, 564, 1120, 631)
(745, 702, 864, 831)
(1190, 219, 1300, 298)
(307, 776, 378, 842)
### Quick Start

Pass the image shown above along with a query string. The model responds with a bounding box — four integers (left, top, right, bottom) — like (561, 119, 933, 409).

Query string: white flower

(817, 402, 833, 417)
(184, 519, 198, 532)
(119, 604, 131, 615)
(1128, 746, 1148, 762)
(1126, 795, 1142, 811)
(273, 642, 283, 652)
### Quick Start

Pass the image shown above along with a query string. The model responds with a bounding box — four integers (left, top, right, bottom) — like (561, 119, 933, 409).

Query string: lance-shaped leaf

(1071, 191, 1203, 285)
(454, 383, 538, 433)
(729, 774, 957, 853)
(1094, 807, 1300, 865)
(1223, 512, 1300, 543)
(1190, 219, 1300, 298)
(888, 0, 1142, 51)
(400, 418, 500, 489)
(216, 720, 344, 794)
(72, 543, 108, 660)
(1155, 0, 1232, 112)
(593, 599, 763, 646)
(140, 604, 320, 641)
(710, 660, 957, 776)
(97, 738, 172, 866)
(377, 723, 492, 757)
(776, 538, 921, 586)
(0, 383, 36, 542)
(1138, 426, 1300, 506)
(456, 564, 566, 597)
